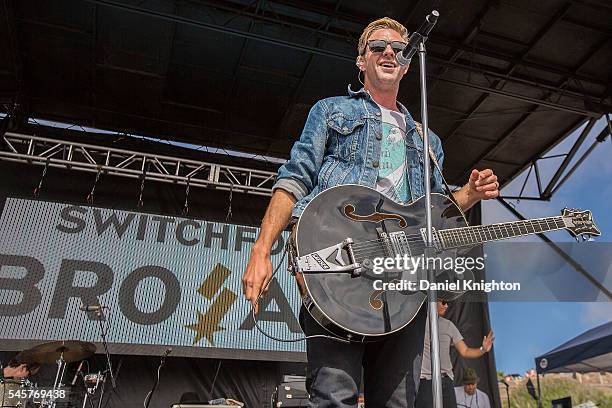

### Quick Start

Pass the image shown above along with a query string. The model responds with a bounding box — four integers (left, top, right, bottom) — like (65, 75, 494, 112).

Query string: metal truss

(0, 132, 277, 196)
(496, 196, 612, 300)
(499, 114, 612, 202)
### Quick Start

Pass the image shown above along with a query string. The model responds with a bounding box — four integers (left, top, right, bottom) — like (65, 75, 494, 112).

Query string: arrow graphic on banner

(185, 263, 238, 345)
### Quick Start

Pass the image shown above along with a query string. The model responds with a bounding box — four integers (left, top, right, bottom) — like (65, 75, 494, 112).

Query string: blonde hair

(357, 17, 409, 56)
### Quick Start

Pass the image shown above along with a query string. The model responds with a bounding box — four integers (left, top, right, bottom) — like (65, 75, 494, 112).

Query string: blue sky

(481, 116, 612, 375)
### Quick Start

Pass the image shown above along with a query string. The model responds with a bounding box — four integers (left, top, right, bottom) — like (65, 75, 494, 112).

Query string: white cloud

(581, 303, 612, 326)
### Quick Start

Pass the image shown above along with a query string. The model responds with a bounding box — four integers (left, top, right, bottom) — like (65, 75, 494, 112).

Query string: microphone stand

(500, 379, 511, 407)
(143, 350, 171, 408)
(93, 308, 115, 408)
(397, 10, 442, 407)
(95, 308, 116, 389)
(81, 370, 99, 408)
(417, 19, 444, 408)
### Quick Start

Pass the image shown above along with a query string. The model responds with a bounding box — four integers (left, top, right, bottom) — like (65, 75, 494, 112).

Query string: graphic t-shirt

(375, 106, 409, 204)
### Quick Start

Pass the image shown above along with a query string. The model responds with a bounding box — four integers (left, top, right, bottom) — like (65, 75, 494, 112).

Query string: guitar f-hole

(343, 204, 407, 228)
(369, 279, 401, 310)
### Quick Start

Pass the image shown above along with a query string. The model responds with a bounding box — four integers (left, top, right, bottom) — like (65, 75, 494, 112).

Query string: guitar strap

(414, 121, 470, 226)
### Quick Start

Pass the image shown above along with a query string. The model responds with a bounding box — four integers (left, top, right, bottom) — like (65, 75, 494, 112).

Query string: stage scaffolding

(0, 131, 277, 196)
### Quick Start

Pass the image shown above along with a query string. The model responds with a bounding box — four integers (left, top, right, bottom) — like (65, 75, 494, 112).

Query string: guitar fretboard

(438, 216, 566, 249)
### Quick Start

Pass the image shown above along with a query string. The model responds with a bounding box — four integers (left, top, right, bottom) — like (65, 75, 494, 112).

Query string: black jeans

(301, 305, 427, 408)
(414, 376, 457, 408)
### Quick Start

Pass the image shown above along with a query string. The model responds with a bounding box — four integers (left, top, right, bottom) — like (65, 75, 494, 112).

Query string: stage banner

(0, 197, 306, 361)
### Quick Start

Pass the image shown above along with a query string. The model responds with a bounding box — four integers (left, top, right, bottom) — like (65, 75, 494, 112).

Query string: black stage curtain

(0, 351, 306, 407)
(447, 204, 502, 407)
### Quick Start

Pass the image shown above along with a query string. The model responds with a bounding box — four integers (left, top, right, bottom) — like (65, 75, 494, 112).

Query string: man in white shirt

(454, 368, 491, 408)
(415, 300, 494, 407)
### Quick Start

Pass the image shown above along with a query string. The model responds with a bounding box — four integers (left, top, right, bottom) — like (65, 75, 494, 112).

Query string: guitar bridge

(295, 238, 362, 277)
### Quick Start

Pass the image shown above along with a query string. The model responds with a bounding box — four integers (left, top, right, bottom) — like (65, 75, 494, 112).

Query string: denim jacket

(273, 86, 445, 218)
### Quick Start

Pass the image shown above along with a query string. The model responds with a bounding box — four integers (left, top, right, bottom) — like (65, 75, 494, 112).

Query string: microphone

(396, 10, 440, 66)
(71, 360, 84, 386)
(80, 304, 106, 312)
(163, 347, 172, 358)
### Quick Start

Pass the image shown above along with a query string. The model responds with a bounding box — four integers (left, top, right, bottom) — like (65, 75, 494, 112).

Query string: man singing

(243, 17, 499, 407)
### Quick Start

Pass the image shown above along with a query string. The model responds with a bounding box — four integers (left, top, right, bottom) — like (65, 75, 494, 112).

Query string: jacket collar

(347, 84, 368, 98)
(347, 84, 411, 116)
(348, 84, 416, 131)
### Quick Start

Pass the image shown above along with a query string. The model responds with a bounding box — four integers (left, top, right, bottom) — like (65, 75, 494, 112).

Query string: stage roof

(1, 0, 611, 186)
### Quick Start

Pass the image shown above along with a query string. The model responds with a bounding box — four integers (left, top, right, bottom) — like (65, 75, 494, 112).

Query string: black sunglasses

(367, 39, 407, 54)
(441, 301, 448, 306)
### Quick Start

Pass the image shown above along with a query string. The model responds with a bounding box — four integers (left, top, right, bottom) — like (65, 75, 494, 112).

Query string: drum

(83, 373, 103, 390)
(0, 379, 31, 407)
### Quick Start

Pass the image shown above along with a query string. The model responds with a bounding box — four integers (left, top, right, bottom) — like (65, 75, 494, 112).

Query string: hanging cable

(226, 184, 233, 221)
(182, 177, 191, 216)
(86, 166, 102, 204)
(137, 161, 148, 209)
(250, 241, 353, 345)
(33, 156, 51, 197)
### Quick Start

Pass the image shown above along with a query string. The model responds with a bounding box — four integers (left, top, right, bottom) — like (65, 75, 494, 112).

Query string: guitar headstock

(562, 208, 601, 240)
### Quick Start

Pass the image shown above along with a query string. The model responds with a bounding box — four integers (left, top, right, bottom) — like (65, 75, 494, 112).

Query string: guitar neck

(438, 216, 566, 249)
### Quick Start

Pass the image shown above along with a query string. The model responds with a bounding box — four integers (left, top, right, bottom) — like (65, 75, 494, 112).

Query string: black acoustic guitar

(291, 184, 600, 341)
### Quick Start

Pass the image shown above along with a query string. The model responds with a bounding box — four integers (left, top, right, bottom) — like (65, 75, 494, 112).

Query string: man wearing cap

(454, 368, 491, 408)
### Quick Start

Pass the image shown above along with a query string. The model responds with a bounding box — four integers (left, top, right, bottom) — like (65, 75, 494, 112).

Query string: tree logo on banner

(185, 263, 237, 345)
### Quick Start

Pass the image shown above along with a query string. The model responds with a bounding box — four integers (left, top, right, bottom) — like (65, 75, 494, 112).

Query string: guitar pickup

(419, 227, 442, 251)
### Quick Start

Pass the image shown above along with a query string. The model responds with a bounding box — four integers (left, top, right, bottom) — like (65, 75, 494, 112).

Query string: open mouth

(379, 61, 397, 69)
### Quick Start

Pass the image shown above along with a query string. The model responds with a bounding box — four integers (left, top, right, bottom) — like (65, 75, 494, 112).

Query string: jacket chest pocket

(405, 140, 425, 168)
(326, 114, 365, 160)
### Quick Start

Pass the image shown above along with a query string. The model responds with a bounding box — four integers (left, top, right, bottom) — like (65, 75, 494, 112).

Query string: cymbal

(15, 340, 96, 364)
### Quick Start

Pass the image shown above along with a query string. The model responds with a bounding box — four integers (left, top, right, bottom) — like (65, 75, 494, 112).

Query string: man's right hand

(241, 189, 296, 314)
(242, 245, 273, 314)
